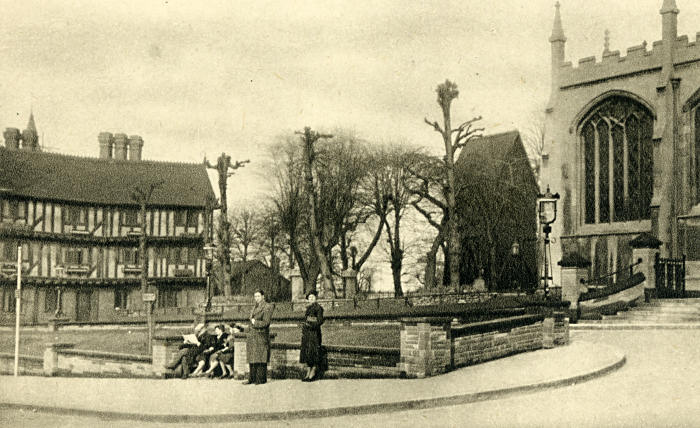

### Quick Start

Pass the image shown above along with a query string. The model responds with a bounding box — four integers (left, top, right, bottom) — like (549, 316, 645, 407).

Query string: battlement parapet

(559, 33, 700, 89)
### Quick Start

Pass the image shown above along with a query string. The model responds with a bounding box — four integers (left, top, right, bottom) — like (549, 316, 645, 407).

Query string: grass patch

(0, 324, 400, 357)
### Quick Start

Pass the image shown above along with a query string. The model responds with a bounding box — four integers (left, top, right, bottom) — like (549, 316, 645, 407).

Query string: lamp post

(203, 243, 216, 313)
(54, 266, 65, 318)
(538, 186, 560, 297)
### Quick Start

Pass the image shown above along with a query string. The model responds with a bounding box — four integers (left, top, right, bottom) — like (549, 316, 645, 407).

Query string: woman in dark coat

(300, 290, 324, 382)
(244, 289, 274, 385)
(203, 324, 229, 378)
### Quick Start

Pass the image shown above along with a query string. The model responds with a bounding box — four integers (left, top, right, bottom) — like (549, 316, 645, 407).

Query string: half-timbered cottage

(0, 121, 215, 324)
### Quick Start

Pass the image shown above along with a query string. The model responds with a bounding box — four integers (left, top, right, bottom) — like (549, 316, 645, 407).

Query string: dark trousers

(248, 363, 267, 384)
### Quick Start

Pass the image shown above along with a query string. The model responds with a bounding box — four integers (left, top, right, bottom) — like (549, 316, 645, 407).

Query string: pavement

(0, 340, 625, 424)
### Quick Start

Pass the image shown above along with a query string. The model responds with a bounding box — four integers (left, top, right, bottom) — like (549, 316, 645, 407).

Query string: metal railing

(581, 258, 643, 289)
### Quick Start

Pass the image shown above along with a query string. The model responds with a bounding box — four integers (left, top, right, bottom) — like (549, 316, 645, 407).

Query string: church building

(542, 1, 700, 291)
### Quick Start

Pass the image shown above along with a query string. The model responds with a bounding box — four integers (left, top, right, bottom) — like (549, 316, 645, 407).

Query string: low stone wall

(452, 316, 544, 368)
(398, 313, 569, 378)
(43, 343, 154, 378)
(0, 352, 44, 375)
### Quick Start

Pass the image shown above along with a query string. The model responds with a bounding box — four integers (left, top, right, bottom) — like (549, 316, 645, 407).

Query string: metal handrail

(581, 258, 643, 286)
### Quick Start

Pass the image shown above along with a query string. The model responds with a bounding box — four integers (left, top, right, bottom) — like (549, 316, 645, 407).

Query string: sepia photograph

(1, 0, 700, 426)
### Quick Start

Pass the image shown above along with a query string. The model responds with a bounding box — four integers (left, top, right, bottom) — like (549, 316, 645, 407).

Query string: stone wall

(398, 313, 569, 378)
(398, 318, 451, 378)
(43, 343, 154, 377)
(0, 352, 44, 375)
(452, 321, 543, 368)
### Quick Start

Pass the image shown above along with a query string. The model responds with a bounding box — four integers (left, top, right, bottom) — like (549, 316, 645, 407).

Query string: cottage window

(122, 209, 139, 226)
(2, 289, 15, 312)
(122, 248, 139, 265)
(581, 97, 653, 224)
(2, 241, 17, 261)
(114, 289, 129, 310)
(175, 210, 187, 227)
(65, 248, 85, 265)
(64, 206, 86, 226)
(158, 289, 178, 308)
(187, 210, 198, 228)
(45, 288, 58, 313)
(3, 200, 24, 221)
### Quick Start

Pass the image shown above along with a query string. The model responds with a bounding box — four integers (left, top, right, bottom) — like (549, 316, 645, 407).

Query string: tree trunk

(302, 130, 334, 297)
(390, 206, 403, 297)
(138, 202, 153, 353)
(441, 104, 461, 290)
(424, 230, 443, 289)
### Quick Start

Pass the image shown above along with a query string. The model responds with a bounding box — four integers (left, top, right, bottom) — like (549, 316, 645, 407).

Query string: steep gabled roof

(0, 147, 215, 208)
(456, 130, 538, 192)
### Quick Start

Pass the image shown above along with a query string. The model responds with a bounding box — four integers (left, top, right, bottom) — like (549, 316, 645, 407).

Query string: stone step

(622, 310, 700, 316)
(571, 322, 700, 330)
(603, 316, 700, 323)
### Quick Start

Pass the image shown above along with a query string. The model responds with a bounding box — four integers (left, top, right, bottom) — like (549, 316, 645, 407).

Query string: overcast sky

(2, 0, 700, 204)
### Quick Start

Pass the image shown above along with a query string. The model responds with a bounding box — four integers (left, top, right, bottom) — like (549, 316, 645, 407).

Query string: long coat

(246, 300, 274, 364)
(300, 302, 324, 365)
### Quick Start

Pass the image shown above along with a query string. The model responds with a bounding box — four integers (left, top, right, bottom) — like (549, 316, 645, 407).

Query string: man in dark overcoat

(244, 289, 275, 384)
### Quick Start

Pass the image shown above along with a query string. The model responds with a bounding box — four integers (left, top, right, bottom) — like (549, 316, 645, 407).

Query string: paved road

(3, 330, 700, 427)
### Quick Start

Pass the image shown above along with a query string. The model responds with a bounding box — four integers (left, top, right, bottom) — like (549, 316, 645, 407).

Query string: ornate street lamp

(538, 186, 560, 297)
(203, 243, 217, 312)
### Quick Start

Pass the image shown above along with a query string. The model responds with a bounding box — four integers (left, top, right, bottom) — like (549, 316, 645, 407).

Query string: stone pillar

(113, 133, 128, 160)
(232, 333, 249, 380)
(43, 343, 74, 376)
(152, 334, 185, 378)
(542, 312, 569, 349)
(341, 269, 358, 299)
(558, 252, 591, 321)
(399, 317, 452, 378)
(630, 232, 662, 300)
(289, 267, 304, 301)
(4, 127, 20, 149)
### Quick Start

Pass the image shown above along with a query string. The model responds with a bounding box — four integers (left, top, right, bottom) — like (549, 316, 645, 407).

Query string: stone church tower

(542, 1, 700, 289)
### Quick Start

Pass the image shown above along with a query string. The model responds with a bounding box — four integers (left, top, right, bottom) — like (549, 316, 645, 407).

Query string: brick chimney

(3, 128, 20, 149)
(113, 133, 128, 160)
(128, 135, 143, 160)
(98, 132, 114, 158)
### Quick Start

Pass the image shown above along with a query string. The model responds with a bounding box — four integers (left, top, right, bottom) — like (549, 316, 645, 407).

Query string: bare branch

(424, 117, 444, 134)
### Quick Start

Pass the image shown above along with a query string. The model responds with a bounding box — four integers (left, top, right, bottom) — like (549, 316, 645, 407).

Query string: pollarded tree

(424, 80, 483, 288)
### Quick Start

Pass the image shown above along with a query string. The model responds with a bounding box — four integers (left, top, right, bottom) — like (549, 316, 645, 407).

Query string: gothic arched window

(580, 96, 653, 224)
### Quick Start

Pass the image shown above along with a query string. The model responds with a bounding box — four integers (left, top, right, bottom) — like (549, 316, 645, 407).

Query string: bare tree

(230, 207, 263, 262)
(297, 127, 336, 296)
(406, 153, 449, 288)
(424, 80, 483, 289)
(522, 111, 546, 189)
(374, 145, 420, 297)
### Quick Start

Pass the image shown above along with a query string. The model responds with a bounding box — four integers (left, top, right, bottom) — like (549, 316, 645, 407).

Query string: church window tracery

(580, 96, 653, 224)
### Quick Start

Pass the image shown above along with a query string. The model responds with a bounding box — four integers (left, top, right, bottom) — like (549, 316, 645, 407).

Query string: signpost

(14, 245, 21, 377)
(142, 293, 156, 302)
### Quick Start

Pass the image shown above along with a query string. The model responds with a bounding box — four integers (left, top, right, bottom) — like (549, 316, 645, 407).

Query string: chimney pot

(4, 128, 21, 149)
(128, 135, 143, 161)
(113, 133, 128, 160)
(98, 132, 114, 159)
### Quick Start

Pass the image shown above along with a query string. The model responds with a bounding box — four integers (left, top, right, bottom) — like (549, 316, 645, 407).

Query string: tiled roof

(0, 147, 215, 207)
(456, 130, 522, 166)
(456, 130, 538, 189)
